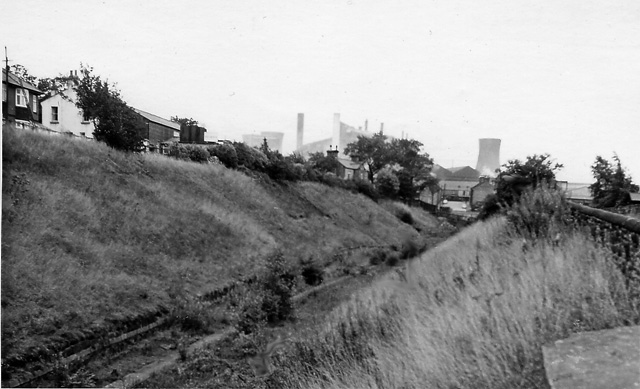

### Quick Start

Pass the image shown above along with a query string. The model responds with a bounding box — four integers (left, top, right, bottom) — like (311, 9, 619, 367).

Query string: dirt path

(101, 276, 352, 388)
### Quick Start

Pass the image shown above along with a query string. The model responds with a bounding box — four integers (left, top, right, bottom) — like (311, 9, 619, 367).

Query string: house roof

(630, 192, 640, 202)
(2, 68, 43, 94)
(448, 166, 480, 179)
(471, 181, 493, 190)
(337, 158, 364, 170)
(133, 108, 181, 131)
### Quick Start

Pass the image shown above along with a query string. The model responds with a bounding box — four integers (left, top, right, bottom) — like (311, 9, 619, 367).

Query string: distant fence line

(569, 201, 640, 288)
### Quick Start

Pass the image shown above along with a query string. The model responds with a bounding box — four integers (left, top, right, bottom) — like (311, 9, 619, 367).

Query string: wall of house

(470, 183, 494, 206)
(40, 89, 94, 137)
(147, 121, 175, 143)
(440, 179, 479, 198)
(3, 84, 39, 121)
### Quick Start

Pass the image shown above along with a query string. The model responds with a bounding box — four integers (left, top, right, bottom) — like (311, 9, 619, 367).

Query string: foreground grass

(267, 217, 638, 389)
(1, 125, 435, 371)
(134, 211, 639, 389)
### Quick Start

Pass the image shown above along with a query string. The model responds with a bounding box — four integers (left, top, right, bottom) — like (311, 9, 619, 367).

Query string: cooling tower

(261, 131, 284, 152)
(476, 138, 501, 176)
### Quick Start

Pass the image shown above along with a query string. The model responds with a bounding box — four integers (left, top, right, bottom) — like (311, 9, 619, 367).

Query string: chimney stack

(365, 119, 368, 131)
(476, 138, 501, 177)
(296, 113, 304, 150)
(380, 122, 384, 133)
(332, 113, 341, 155)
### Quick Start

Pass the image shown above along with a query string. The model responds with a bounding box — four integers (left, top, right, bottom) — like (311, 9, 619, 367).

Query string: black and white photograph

(2, 1, 639, 388)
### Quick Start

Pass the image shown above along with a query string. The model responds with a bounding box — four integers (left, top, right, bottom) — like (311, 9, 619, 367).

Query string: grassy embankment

(144, 189, 639, 388)
(1, 124, 440, 373)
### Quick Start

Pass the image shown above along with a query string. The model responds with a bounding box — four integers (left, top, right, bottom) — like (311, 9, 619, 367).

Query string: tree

(75, 65, 145, 152)
(479, 153, 563, 219)
(9, 64, 37, 85)
(389, 138, 435, 200)
(307, 151, 341, 174)
(589, 154, 639, 208)
(375, 168, 400, 198)
(344, 131, 392, 183)
(170, 116, 198, 127)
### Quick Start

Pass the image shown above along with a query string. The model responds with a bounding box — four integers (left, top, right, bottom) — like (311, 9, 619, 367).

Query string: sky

(2, 0, 639, 183)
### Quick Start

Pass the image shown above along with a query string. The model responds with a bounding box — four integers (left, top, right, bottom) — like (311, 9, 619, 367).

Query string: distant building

(242, 131, 284, 152)
(40, 71, 95, 138)
(133, 108, 180, 144)
(296, 113, 371, 157)
(470, 177, 495, 208)
(180, 124, 207, 144)
(432, 165, 481, 200)
(3, 68, 42, 123)
(563, 183, 593, 204)
(325, 147, 367, 180)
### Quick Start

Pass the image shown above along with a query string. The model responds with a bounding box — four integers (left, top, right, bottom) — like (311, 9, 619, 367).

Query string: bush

(400, 238, 422, 259)
(301, 261, 324, 286)
(355, 179, 379, 201)
(168, 144, 209, 163)
(376, 168, 400, 198)
(266, 152, 303, 181)
(233, 251, 297, 334)
(385, 252, 400, 266)
(507, 186, 570, 241)
(187, 145, 210, 163)
(207, 144, 238, 169)
(233, 142, 268, 171)
(397, 209, 414, 225)
(370, 249, 389, 266)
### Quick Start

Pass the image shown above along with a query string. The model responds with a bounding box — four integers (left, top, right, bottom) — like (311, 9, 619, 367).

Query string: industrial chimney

(476, 138, 501, 177)
(332, 113, 341, 154)
(297, 113, 304, 150)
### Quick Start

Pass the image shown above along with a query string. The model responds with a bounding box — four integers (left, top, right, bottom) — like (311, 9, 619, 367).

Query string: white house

(40, 74, 95, 138)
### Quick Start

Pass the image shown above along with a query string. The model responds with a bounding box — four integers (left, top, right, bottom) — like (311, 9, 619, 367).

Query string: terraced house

(2, 68, 42, 124)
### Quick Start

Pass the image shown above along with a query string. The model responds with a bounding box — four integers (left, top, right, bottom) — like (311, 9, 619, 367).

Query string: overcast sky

(2, 0, 639, 183)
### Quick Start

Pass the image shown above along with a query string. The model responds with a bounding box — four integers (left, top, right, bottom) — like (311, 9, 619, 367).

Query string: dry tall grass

(272, 215, 639, 388)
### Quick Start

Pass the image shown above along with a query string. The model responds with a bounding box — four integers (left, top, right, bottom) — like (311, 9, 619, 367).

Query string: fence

(569, 201, 640, 289)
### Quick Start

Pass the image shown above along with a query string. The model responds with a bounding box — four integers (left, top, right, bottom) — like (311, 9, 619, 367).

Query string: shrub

(376, 168, 400, 198)
(168, 143, 190, 160)
(299, 256, 324, 286)
(233, 251, 297, 334)
(369, 249, 389, 265)
(507, 186, 570, 241)
(400, 237, 422, 259)
(355, 179, 379, 201)
(168, 144, 210, 163)
(187, 145, 210, 163)
(397, 209, 414, 225)
(233, 142, 268, 171)
(265, 152, 303, 181)
(207, 144, 238, 169)
(385, 252, 400, 266)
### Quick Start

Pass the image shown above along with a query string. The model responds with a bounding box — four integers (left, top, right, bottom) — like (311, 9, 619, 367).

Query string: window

(32, 96, 37, 113)
(15, 88, 29, 107)
(2, 84, 6, 102)
(51, 106, 59, 122)
(82, 111, 90, 123)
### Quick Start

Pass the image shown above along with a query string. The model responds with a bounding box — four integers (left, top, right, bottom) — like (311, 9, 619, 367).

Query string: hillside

(1, 124, 441, 375)
(140, 205, 640, 389)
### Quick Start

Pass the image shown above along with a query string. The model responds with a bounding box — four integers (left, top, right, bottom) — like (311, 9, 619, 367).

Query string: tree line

(11, 64, 638, 212)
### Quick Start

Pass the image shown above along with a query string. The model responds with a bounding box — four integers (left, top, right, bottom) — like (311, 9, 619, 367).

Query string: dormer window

(15, 88, 29, 107)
